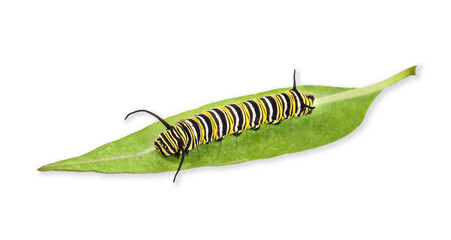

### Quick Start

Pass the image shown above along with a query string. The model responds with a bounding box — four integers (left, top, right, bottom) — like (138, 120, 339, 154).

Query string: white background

(1, 1, 450, 239)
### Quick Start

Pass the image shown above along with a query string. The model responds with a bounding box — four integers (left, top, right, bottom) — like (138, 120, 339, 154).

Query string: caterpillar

(125, 70, 315, 182)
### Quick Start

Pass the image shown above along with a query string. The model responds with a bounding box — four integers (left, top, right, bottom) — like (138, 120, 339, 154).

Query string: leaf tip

(37, 165, 49, 171)
(411, 65, 418, 75)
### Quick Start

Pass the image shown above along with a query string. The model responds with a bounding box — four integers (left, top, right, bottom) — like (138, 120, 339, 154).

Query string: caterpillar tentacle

(125, 109, 172, 129)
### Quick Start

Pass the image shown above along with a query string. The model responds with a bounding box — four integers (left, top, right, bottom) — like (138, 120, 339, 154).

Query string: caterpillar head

(154, 131, 179, 157)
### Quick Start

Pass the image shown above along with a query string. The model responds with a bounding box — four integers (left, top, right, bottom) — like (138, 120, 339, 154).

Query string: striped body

(155, 88, 314, 157)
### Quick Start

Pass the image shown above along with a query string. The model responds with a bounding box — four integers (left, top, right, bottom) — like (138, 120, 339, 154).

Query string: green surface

(38, 66, 416, 173)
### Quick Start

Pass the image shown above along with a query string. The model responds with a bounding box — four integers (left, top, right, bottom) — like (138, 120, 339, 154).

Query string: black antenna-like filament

(124, 109, 171, 129)
(292, 69, 297, 90)
(173, 139, 186, 183)
(173, 150, 185, 183)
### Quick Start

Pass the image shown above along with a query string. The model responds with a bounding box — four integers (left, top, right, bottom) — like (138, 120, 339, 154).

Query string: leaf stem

(315, 66, 417, 106)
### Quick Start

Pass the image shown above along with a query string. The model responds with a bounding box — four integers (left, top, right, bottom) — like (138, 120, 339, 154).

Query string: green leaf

(38, 66, 417, 173)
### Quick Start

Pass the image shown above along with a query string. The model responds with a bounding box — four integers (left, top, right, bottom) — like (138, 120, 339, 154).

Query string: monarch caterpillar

(125, 70, 315, 182)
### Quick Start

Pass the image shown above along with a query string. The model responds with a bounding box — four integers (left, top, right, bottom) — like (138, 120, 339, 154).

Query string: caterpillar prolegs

(125, 70, 315, 182)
